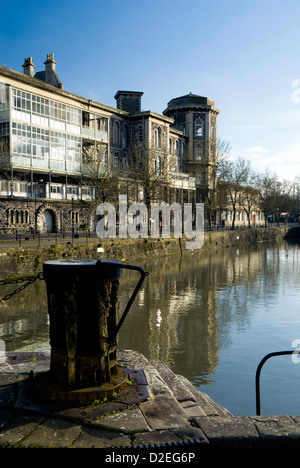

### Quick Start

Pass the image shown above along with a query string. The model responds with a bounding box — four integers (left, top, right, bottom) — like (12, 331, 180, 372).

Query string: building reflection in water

(0, 240, 299, 397)
(117, 241, 294, 386)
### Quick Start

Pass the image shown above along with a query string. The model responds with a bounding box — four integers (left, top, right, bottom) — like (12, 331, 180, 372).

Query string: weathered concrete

(1, 350, 300, 451)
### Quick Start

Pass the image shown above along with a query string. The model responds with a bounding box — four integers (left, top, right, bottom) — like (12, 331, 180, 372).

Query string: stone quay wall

(0, 225, 293, 275)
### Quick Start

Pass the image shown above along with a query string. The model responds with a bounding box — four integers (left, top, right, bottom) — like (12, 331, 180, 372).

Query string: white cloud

(243, 141, 300, 182)
(246, 146, 269, 160)
(246, 146, 269, 154)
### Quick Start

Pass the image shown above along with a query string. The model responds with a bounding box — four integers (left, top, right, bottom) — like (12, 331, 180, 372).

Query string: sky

(1, 0, 300, 182)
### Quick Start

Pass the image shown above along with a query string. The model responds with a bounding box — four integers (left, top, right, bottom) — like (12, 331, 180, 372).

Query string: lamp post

(34, 178, 43, 235)
(71, 196, 74, 243)
(34, 181, 37, 236)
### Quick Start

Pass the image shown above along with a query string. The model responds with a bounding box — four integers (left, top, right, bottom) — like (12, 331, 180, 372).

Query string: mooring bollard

(43, 258, 148, 400)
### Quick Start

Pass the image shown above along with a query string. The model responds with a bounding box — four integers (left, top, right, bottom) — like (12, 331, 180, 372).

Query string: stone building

(0, 54, 218, 234)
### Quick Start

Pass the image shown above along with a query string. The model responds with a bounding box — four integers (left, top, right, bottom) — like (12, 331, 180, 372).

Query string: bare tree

(196, 137, 231, 227)
(273, 179, 293, 223)
(256, 169, 279, 225)
(240, 180, 260, 227)
(81, 145, 125, 233)
(126, 143, 174, 211)
(218, 156, 253, 229)
(81, 144, 123, 206)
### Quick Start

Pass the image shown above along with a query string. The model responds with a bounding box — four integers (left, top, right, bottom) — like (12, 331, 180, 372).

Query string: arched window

(131, 127, 136, 142)
(157, 127, 161, 147)
(195, 118, 204, 138)
(114, 152, 119, 168)
(113, 121, 120, 145)
(138, 125, 143, 141)
(122, 152, 128, 169)
(71, 210, 79, 224)
(122, 124, 128, 148)
(104, 150, 108, 167)
(157, 157, 162, 175)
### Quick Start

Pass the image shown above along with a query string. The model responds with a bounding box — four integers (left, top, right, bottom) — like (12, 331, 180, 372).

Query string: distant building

(0, 53, 219, 234)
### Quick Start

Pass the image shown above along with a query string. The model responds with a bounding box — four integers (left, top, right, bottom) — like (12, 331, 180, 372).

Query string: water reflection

(0, 239, 300, 415)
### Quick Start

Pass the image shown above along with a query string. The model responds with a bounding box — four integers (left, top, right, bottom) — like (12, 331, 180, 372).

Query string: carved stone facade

(0, 197, 92, 234)
(0, 54, 218, 233)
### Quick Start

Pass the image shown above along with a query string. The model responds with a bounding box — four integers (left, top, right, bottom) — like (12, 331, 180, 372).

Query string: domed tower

(163, 93, 220, 202)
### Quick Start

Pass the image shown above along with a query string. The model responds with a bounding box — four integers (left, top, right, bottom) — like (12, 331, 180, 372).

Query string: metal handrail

(255, 350, 300, 415)
(94, 261, 149, 350)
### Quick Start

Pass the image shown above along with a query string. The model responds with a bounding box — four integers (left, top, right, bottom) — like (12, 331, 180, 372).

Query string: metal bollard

(43, 258, 148, 396)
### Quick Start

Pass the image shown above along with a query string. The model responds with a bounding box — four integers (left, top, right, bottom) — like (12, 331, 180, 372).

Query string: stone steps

(149, 359, 232, 419)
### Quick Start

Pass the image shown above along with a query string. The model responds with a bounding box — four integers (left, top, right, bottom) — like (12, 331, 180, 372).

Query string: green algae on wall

(0, 226, 291, 273)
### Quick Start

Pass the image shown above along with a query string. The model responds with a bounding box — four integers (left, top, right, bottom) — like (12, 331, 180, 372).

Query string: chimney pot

(22, 57, 35, 77)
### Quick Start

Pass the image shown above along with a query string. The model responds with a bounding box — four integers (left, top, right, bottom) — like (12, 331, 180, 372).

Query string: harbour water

(0, 238, 299, 417)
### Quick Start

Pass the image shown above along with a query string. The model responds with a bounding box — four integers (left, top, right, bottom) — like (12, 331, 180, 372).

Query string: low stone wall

(0, 226, 293, 274)
(203, 226, 290, 251)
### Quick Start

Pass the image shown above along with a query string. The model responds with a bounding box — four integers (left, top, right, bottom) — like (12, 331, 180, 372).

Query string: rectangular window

(82, 187, 92, 196)
(66, 106, 81, 125)
(50, 131, 66, 170)
(50, 185, 63, 194)
(66, 135, 81, 172)
(12, 89, 31, 112)
(0, 121, 10, 159)
(32, 126, 49, 168)
(66, 106, 81, 135)
(0, 82, 9, 120)
(50, 101, 66, 121)
(12, 122, 31, 166)
(32, 95, 49, 117)
(67, 186, 78, 195)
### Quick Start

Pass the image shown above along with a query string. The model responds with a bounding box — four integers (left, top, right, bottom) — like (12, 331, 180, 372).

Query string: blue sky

(1, 0, 300, 181)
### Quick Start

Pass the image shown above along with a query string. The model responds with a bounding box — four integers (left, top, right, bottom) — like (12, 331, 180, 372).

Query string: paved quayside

(1, 350, 300, 449)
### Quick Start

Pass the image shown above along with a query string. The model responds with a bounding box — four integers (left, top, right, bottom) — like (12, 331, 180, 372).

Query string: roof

(163, 92, 216, 113)
(114, 90, 143, 99)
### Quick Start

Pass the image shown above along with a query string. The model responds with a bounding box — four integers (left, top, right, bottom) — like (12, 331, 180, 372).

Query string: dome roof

(164, 92, 215, 113)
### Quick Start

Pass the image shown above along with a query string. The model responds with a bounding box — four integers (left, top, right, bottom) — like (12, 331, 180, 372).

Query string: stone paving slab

(139, 394, 190, 431)
(2, 350, 300, 450)
(251, 415, 300, 440)
(194, 416, 260, 448)
(71, 426, 132, 449)
(20, 417, 82, 448)
(0, 414, 45, 446)
(180, 400, 206, 417)
(92, 405, 150, 432)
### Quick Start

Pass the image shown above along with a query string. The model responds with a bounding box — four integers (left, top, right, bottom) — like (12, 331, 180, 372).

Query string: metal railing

(0, 222, 298, 247)
(205, 222, 298, 232)
(0, 230, 99, 247)
(255, 350, 300, 415)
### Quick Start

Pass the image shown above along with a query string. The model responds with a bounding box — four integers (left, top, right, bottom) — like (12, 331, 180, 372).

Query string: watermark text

(96, 195, 204, 250)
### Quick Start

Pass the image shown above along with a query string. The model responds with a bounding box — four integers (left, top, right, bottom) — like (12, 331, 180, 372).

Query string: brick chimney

(22, 57, 35, 77)
(114, 91, 143, 114)
(44, 53, 57, 86)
